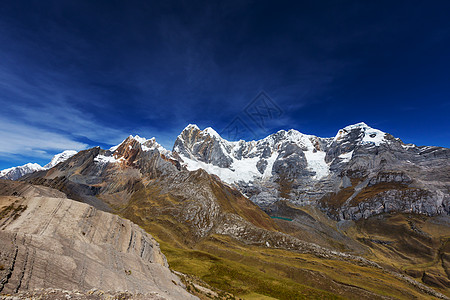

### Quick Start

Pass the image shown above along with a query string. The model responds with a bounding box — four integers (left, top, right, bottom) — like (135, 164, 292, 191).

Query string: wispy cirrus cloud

(0, 51, 130, 164)
(0, 119, 87, 159)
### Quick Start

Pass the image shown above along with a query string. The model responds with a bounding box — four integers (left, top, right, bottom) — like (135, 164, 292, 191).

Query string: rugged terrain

(174, 123, 449, 221)
(0, 180, 197, 299)
(10, 124, 449, 299)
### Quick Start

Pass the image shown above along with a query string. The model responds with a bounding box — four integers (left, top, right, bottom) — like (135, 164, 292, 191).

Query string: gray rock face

(172, 123, 450, 221)
(173, 125, 233, 168)
(0, 181, 197, 299)
(367, 171, 412, 186)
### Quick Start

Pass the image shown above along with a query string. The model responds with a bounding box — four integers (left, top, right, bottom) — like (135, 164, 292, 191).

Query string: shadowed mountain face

(17, 130, 450, 299)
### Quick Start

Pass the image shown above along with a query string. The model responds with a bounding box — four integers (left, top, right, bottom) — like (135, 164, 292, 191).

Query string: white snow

(44, 150, 77, 169)
(0, 163, 43, 177)
(401, 143, 416, 149)
(185, 124, 200, 131)
(283, 130, 330, 179)
(361, 128, 386, 146)
(304, 150, 330, 179)
(203, 127, 222, 140)
(178, 126, 331, 183)
(132, 134, 147, 144)
(179, 154, 262, 184)
(1, 150, 78, 180)
(338, 150, 354, 163)
(263, 151, 279, 179)
(342, 122, 369, 131)
(109, 135, 147, 151)
(94, 154, 121, 164)
(110, 135, 170, 156)
(334, 122, 387, 146)
(109, 144, 121, 151)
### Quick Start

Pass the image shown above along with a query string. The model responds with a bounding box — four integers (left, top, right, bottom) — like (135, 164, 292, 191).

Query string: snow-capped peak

(342, 122, 370, 131)
(43, 150, 77, 169)
(110, 134, 170, 155)
(203, 127, 222, 140)
(109, 135, 147, 151)
(334, 122, 387, 146)
(0, 150, 78, 181)
(130, 134, 147, 144)
(0, 163, 44, 179)
(183, 124, 200, 131)
(174, 125, 331, 183)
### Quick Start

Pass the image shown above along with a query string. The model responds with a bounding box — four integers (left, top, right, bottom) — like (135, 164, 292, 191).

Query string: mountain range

(0, 150, 77, 180)
(1, 122, 450, 299)
(172, 122, 449, 221)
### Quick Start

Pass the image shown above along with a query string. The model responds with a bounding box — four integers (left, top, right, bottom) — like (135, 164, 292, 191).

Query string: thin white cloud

(0, 119, 88, 159)
(0, 58, 130, 151)
(12, 102, 128, 145)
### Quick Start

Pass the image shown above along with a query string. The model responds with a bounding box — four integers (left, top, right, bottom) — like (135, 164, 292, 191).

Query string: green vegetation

(117, 186, 444, 299)
(350, 213, 450, 297)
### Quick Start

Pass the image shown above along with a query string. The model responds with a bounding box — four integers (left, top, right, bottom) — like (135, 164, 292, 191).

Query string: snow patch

(304, 150, 330, 179)
(263, 151, 279, 179)
(132, 135, 147, 144)
(94, 155, 122, 164)
(110, 135, 170, 156)
(361, 128, 386, 146)
(177, 125, 332, 183)
(203, 127, 222, 140)
(180, 154, 262, 184)
(338, 150, 354, 163)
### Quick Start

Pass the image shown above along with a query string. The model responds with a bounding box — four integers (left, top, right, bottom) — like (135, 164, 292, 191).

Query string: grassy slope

(348, 213, 450, 297)
(118, 186, 442, 300)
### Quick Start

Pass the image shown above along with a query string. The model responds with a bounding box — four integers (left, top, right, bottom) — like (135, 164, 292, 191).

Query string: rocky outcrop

(0, 181, 197, 299)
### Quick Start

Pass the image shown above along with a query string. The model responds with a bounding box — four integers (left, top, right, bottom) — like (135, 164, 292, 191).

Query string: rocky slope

(173, 123, 450, 221)
(0, 180, 197, 299)
(23, 136, 280, 243)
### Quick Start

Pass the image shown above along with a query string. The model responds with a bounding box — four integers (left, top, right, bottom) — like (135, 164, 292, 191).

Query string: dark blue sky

(1, 0, 449, 169)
